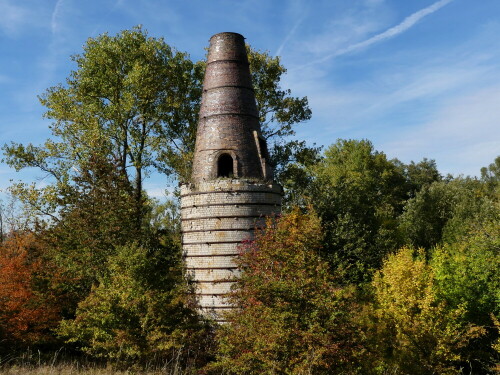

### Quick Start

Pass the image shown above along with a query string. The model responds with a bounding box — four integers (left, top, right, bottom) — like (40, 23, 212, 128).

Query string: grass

(0, 365, 164, 374)
(0, 349, 197, 375)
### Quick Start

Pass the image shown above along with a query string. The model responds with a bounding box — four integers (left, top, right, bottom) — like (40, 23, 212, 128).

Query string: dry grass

(0, 350, 196, 375)
(0, 365, 164, 374)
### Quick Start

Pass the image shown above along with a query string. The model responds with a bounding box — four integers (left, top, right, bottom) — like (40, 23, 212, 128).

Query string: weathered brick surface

(206, 32, 248, 64)
(183, 242, 242, 256)
(193, 280, 235, 295)
(182, 180, 280, 314)
(204, 60, 252, 90)
(198, 295, 232, 308)
(183, 230, 254, 244)
(181, 204, 279, 219)
(181, 33, 282, 318)
(181, 191, 281, 207)
(182, 217, 266, 231)
(185, 256, 238, 269)
(186, 268, 240, 281)
(190, 32, 272, 183)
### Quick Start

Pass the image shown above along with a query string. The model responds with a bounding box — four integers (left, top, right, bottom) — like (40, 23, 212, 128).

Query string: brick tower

(180, 32, 282, 319)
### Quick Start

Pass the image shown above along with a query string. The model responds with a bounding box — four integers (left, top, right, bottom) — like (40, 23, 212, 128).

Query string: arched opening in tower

(217, 153, 234, 177)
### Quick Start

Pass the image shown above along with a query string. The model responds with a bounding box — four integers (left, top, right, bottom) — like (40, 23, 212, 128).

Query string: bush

(58, 240, 212, 367)
(365, 247, 485, 374)
(210, 209, 361, 375)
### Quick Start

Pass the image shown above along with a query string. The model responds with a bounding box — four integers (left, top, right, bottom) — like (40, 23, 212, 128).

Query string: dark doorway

(217, 153, 234, 177)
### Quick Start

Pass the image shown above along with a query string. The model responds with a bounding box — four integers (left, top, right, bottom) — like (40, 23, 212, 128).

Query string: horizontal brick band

(204, 85, 254, 92)
(182, 202, 281, 208)
(181, 214, 264, 221)
(200, 112, 259, 120)
(206, 59, 249, 66)
(193, 279, 237, 283)
(182, 206, 279, 220)
(185, 253, 240, 258)
(180, 189, 282, 198)
(182, 228, 254, 234)
(186, 267, 238, 270)
(182, 240, 248, 245)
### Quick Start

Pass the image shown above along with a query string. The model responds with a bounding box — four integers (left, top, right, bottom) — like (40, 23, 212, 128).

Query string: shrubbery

(210, 209, 361, 374)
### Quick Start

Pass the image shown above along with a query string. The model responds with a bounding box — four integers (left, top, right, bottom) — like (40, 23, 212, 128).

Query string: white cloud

(51, 0, 65, 34)
(383, 86, 500, 176)
(304, 0, 455, 67)
(0, 0, 50, 36)
(0, 0, 29, 35)
(275, 14, 305, 57)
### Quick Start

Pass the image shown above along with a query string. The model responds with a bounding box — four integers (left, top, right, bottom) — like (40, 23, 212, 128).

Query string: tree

(3, 26, 203, 230)
(210, 209, 360, 375)
(40, 154, 141, 309)
(365, 247, 485, 374)
(400, 158, 442, 198)
(480, 155, 500, 188)
(311, 139, 408, 284)
(432, 221, 500, 371)
(246, 48, 318, 203)
(58, 241, 211, 366)
(399, 175, 498, 249)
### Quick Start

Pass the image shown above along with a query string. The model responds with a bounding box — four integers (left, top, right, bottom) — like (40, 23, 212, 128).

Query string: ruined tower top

(190, 32, 273, 183)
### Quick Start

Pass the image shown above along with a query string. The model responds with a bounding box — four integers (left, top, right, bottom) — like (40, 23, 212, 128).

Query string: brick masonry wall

(181, 179, 281, 316)
(183, 33, 282, 320)
(190, 32, 270, 183)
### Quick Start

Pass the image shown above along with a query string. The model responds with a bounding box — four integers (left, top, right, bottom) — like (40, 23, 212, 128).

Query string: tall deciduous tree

(3, 26, 203, 229)
(57, 241, 210, 364)
(311, 139, 407, 284)
(247, 48, 318, 199)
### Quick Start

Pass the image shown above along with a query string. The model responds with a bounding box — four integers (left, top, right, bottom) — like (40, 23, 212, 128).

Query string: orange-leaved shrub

(0, 231, 62, 348)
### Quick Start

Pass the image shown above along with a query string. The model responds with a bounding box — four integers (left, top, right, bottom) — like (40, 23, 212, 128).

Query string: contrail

(51, 0, 64, 34)
(275, 14, 306, 57)
(303, 0, 455, 67)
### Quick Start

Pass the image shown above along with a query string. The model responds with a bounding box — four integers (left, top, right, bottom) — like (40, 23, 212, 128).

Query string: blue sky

(1, 0, 499, 198)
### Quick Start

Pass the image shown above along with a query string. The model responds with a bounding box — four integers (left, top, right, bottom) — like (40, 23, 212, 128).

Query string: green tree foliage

(246, 49, 319, 206)
(311, 139, 408, 284)
(39, 155, 140, 311)
(433, 222, 499, 325)
(3, 26, 203, 227)
(480, 155, 500, 189)
(432, 221, 500, 372)
(399, 176, 499, 249)
(365, 247, 485, 375)
(399, 157, 442, 198)
(211, 209, 360, 375)
(58, 241, 211, 364)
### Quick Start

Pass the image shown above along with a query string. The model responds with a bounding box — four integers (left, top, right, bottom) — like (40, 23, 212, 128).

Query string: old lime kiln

(180, 32, 282, 318)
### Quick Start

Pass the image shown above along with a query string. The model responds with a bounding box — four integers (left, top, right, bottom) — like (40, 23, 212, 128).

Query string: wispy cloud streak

(51, 0, 64, 34)
(275, 14, 305, 56)
(303, 0, 455, 67)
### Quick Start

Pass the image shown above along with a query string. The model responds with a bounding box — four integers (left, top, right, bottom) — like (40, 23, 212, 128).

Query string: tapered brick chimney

(180, 32, 281, 321)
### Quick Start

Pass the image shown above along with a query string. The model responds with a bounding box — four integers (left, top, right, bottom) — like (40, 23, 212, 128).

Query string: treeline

(0, 27, 498, 374)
